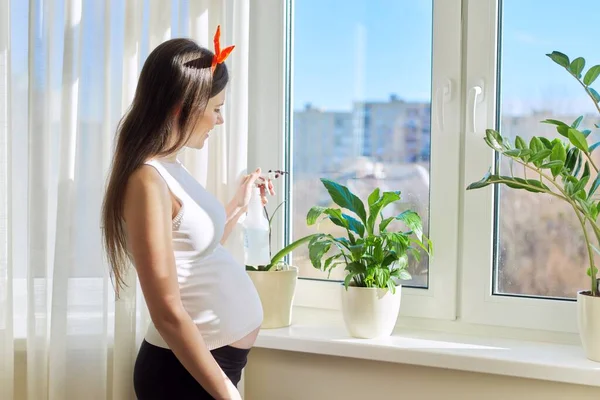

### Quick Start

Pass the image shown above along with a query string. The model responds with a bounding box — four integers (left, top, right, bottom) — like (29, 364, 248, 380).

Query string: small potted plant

(305, 178, 432, 338)
(467, 51, 600, 361)
(245, 170, 318, 329)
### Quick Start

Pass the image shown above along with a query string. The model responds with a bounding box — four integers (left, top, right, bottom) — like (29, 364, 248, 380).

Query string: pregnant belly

(229, 325, 261, 349)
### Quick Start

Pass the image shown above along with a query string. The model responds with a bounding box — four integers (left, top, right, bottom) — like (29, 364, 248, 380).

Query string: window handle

(435, 79, 452, 131)
(469, 85, 483, 133)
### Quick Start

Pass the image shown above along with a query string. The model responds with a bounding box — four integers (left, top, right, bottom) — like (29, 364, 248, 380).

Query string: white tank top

(141, 158, 263, 350)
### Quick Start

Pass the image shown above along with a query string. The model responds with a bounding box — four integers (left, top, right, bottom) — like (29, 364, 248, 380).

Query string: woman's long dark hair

(102, 38, 229, 295)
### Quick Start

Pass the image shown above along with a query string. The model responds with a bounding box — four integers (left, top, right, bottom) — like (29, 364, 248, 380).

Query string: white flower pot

(247, 266, 298, 329)
(341, 284, 402, 339)
(577, 290, 600, 362)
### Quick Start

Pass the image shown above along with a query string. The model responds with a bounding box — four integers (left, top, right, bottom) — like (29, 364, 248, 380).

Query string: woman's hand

(232, 167, 275, 209)
(225, 379, 243, 400)
(222, 168, 276, 244)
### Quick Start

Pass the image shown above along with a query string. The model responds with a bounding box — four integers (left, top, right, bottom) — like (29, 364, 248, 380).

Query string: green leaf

(571, 115, 584, 129)
(540, 160, 563, 169)
(529, 148, 552, 164)
(307, 206, 328, 225)
(550, 141, 567, 163)
(385, 279, 396, 294)
(504, 149, 531, 157)
(573, 150, 583, 176)
(565, 180, 575, 196)
(519, 149, 533, 161)
(313, 208, 352, 234)
(395, 254, 408, 269)
(395, 210, 424, 241)
(529, 137, 544, 153)
(514, 136, 529, 161)
(587, 267, 599, 277)
(546, 51, 570, 68)
(569, 57, 585, 77)
(379, 216, 394, 233)
(541, 119, 568, 127)
(342, 214, 365, 237)
(344, 273, 355, 289)
(323, 254, 343, 273)
(398, 270, 412, 281)
(550, 142, 567, 177)
(573, 163, 591, 194)
(410, 236, 431, 256)
(346, 261, 366, 275)
(367, 191, 401, 235)
(557, 125, 570, 138)
(582, 130, 592, 137)
(270, 233, 322, 266)
(368, 188, 380, 208)
(584, 65, 600, 86)
(466, 170, 492, 190)
(576, 189, 588, 202)
(524, 179, 551, 193)
(485, 129, 503, 150)
(568, 128, 589, 153)
(588, 172, 600, 199)
(582, 161, 591, 181)
(373, 240, 385, 263)
(539, 137, 554, 150)
(320, 179, 367, 224)
(382, 253, 400, 268)
(564, 147, 578, 173)
(308, 237, 332, 270)
(589, 87, 600, 103)
(384, 232, 410, 255)
(471, 175, 550, 193)
(489, 129, 504, 144)
(348, 243, 365, 260)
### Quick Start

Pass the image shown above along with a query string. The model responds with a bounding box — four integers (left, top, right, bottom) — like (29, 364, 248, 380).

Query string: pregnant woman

(101, 26, 271, 399)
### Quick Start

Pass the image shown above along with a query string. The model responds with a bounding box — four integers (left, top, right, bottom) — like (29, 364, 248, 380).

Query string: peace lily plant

(467, 50, 600, 361)
(306, 178, 432, 292)
(303, 178, 432, 338)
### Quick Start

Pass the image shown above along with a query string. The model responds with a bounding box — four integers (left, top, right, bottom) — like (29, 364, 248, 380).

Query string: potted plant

(467, 51, 600, 361)
(245, 170, 318, 329)
(305, 178, 432, 338)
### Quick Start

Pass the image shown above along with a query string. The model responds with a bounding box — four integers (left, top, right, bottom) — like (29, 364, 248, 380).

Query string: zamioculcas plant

(304, 178, 432, 293)
(467, 51, 600, 297)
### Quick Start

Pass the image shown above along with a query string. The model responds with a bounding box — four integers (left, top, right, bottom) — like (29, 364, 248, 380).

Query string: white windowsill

(254, 307, 600, 387)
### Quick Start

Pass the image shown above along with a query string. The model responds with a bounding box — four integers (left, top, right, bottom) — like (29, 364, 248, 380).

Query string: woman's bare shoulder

(124, 164, 170, 215)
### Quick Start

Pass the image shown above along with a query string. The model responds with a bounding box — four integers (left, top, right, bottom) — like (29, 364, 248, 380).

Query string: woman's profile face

(186, 89, 226, 149)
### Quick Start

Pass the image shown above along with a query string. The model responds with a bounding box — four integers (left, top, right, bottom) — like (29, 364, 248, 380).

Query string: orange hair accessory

(211, 25, 235, 73)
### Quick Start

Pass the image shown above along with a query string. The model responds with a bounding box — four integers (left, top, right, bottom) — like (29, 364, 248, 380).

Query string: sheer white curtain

(0, 0, 251, 399)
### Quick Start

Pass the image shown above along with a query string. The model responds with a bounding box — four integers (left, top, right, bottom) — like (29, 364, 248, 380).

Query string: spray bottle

(243, 185, 271, 266)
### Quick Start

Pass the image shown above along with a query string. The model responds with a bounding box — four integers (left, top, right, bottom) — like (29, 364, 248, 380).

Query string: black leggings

(133, 340, 250, 399)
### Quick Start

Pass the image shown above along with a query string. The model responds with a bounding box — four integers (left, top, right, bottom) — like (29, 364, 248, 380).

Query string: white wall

(245, 349, 600, 400)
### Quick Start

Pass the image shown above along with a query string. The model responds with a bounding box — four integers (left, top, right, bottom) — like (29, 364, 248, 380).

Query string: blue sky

(294, 0, 600, 114)
(10, 0, 600, 117)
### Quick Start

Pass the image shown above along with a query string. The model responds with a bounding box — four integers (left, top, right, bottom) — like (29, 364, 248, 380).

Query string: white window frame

(460, 0, 577, 333)
(248, 0, 463, 321)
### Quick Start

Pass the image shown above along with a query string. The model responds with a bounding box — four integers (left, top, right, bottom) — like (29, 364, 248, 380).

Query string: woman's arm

(124, 166, 241, 400)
